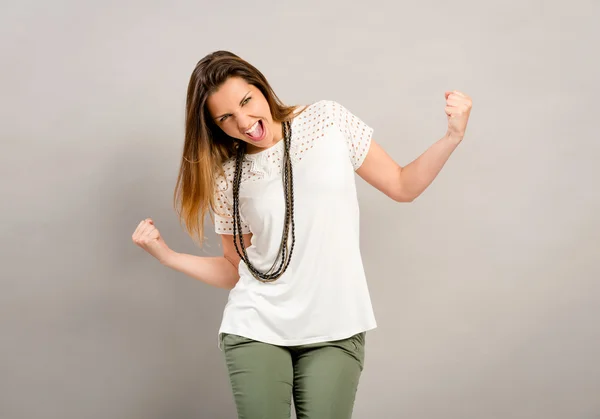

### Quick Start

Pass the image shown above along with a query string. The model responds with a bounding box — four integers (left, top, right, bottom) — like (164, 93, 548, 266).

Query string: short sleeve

(213, 183, 251, 235)
(331, 101, 374, 170)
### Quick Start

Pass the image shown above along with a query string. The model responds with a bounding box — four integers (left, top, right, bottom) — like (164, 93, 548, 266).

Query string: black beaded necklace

(231, 120, 295, 282)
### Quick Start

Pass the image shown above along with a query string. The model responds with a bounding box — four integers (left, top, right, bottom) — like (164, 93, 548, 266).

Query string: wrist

(160, 249, 179, 268)
(445, 131, 464, 145)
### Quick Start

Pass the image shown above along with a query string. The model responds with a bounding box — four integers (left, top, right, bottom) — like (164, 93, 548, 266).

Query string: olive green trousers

(220, 332, 367, 419)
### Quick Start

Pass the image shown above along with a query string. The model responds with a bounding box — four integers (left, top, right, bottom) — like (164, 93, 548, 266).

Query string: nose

(236, 115, 253, 133)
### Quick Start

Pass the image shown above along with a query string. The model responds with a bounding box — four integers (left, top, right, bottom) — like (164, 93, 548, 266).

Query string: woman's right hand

(132, 218, 174, 265)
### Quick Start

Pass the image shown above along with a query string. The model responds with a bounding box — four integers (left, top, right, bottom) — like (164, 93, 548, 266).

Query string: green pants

(221, 332, 367, 419)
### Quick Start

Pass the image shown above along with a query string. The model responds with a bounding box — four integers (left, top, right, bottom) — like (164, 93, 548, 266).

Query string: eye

(218, 97, 251, 123)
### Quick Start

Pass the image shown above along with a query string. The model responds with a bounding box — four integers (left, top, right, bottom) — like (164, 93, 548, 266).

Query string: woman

(132, 50, 472, 418)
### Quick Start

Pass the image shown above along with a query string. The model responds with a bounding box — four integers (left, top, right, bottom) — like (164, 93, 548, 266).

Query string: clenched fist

(131, 218, 173, 264)
(444, 90, 472, 140)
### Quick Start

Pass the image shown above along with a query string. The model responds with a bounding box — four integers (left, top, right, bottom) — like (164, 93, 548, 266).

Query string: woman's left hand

(444, 90, 472, 141)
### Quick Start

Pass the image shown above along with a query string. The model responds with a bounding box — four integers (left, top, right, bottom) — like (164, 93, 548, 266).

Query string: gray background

(2, 0, 599, 418)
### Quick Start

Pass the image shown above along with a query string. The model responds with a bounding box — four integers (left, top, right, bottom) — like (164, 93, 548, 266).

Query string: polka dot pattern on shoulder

(213, 181, 250, 235)
(328, 101, 374, 170)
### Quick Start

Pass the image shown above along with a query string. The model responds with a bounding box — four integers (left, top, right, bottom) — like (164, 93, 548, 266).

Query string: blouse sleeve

(213, 181, 251, 235)
(331, 101, 374, 170)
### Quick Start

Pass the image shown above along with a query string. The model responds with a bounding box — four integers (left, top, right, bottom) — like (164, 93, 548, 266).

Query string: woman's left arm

(356, 90, 472, 202)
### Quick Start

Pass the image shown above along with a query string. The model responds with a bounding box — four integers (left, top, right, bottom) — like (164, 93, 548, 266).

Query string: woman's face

(206, 76, 282, 153)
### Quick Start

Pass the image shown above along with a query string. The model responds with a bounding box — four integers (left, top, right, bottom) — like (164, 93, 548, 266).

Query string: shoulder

(311, 100, 354, 122)
(293, 99, 341, 116)
(311, 99, 343, 113)
(291, 100, 344, 127)
(215, 157, 236, 193)
(290, 100, 362, 138)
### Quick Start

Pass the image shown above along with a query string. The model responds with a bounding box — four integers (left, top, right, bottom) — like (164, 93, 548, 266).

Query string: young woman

(132, 50, 472, 418)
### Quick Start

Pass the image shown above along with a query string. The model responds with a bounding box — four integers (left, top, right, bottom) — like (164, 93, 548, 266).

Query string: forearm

(400, 132, 462, 200)
(162, 251, 239, 290)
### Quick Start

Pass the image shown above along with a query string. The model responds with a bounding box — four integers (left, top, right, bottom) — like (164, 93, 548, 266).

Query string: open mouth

(245, 120, 266, 142)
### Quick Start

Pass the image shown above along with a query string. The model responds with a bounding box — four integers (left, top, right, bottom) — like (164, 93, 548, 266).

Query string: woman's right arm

(162, 233, 252, 290)
(133, 218, 251, 290)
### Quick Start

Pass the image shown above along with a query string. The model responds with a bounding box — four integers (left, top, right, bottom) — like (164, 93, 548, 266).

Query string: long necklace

(231, 120, 295, 282)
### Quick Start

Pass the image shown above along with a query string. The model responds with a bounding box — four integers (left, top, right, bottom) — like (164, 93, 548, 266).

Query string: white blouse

(213, 100, 377, 350)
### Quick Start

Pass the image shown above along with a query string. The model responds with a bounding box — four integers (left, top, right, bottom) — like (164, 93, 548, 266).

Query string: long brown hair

(173, 50, 303, 246)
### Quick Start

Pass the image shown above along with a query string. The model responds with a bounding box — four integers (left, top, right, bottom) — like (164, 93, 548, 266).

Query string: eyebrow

(214, 91, 251, 120)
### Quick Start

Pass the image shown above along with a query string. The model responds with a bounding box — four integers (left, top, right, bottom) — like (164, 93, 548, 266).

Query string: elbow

(392, 171, 418, 202)
(391, 189, 418, 203)
(222, 256, 241, 290)
(222, 275, 240, 291)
